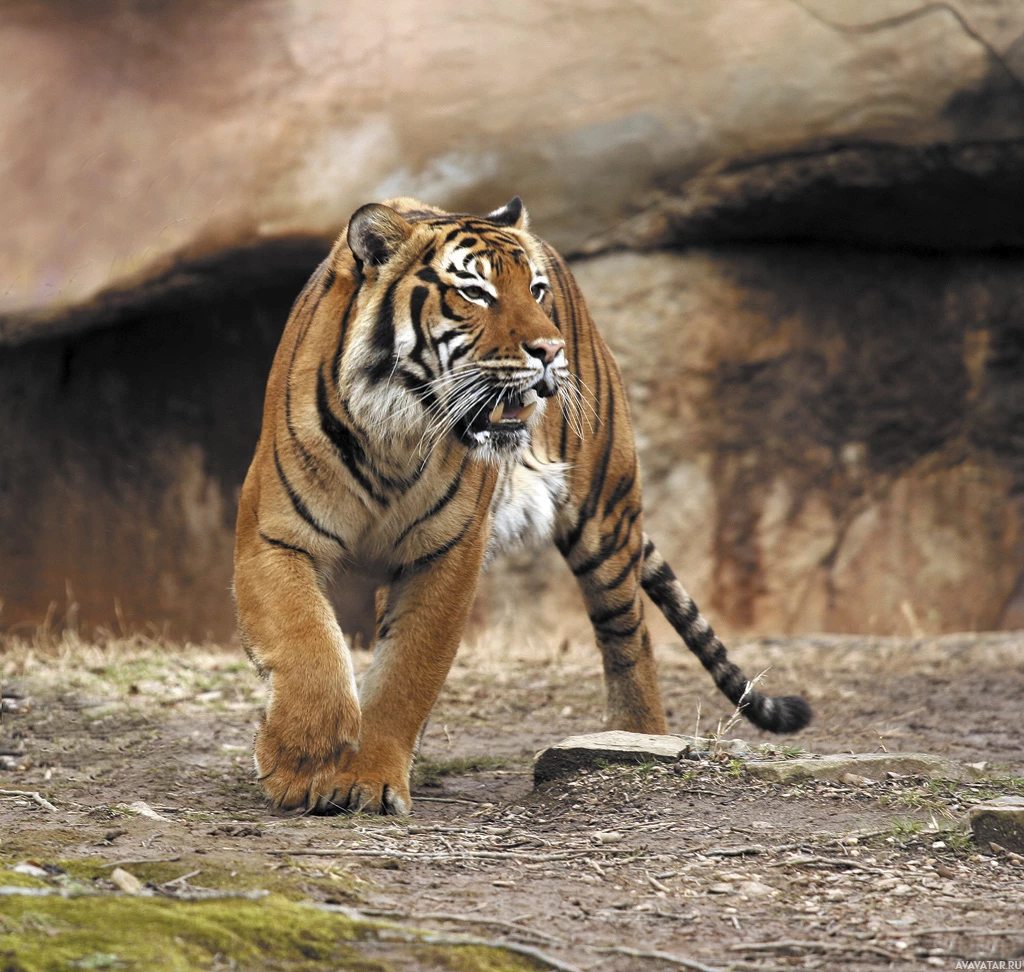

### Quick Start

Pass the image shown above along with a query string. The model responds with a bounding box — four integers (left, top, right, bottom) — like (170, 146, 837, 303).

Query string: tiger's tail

(640, 533, 812, 734)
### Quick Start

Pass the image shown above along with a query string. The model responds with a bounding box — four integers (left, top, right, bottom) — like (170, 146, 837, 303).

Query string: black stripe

(402, 470, 491, 572)
(589, 600, 634, 627)
(316, 368, 388, 505)
(558, 406, 616, 555)
(272, 444, 348, 549)
(603, 469, 636, 518)
(367, 277, 400, 383)
(331, 271, 362, 386)
(642, 561, 677, 599)
(545, 249, 579, 462)
(393, 454, 470, 548)
(408, 285, 432, 373)
(597, 548, 643, 592)
(595, 617, 643, 642)
(259, 531, 315, 564)
(284, 278, 329, 483)
(408, 520, 471, 570)
(447, 329, 481, 364)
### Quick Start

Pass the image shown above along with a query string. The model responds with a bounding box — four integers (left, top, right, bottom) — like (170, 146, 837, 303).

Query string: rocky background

(3, 0, 1024, 641)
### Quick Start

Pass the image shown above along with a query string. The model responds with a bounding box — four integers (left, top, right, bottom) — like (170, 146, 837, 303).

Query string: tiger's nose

(524, 339, 564, 365)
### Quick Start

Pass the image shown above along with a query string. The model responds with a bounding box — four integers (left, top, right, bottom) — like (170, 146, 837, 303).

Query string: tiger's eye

(460, 286, 488, 303)
(531, 283, 547, 302)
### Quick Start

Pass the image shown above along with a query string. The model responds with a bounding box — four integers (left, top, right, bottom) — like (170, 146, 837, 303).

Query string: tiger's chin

(463, 424, 531, 455)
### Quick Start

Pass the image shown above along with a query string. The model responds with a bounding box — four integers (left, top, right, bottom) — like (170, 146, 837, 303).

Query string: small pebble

(110, 868, 144, 895)
(839, 772, 872, 786)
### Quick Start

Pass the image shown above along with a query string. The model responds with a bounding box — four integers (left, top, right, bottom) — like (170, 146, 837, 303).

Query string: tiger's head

(341, 197, 569, 459)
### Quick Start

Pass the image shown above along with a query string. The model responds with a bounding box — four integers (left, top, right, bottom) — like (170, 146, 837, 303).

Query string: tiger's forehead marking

(436, 230, 549, 300)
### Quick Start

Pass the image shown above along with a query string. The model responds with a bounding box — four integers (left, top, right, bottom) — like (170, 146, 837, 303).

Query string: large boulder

(4, 0, 1024, 339)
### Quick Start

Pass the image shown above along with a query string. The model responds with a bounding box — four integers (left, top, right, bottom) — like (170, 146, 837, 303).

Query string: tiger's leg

(311, 530, 488, 815)
(234, 526, 361, 812)
(558, 513, 668, 735)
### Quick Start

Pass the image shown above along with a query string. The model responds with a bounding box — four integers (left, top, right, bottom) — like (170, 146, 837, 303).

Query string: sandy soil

(1, 630, 1023, 971)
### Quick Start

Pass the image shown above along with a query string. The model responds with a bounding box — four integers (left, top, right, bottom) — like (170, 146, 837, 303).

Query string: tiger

(233, 195, 811, 815)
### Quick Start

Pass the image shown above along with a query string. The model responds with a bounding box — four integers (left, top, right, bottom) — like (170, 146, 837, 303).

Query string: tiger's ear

(347, 204, 414, 268)
(487, 196, 529, 230)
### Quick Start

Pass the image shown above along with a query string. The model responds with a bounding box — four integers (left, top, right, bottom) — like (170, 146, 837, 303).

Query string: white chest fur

(485, 456, 569, 566)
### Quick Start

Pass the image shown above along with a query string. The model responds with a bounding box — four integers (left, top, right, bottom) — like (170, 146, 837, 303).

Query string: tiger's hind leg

(557, 512, 667, 735)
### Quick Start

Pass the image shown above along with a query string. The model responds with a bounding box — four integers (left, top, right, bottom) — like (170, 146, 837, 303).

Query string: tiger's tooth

(519, 401, 537, 421)
(489, 402, 505, 424)
(523, 389, 538, 405)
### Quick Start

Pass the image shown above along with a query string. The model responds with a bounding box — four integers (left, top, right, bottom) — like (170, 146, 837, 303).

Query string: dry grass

(4, 622, 1022, 731)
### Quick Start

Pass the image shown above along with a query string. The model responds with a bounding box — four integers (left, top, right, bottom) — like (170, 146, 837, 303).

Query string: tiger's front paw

(308, 750, 412, 815)
(254, 705, 361, 812)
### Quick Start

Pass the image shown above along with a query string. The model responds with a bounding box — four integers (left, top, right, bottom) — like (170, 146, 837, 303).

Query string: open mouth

(463, 388, 539, 439)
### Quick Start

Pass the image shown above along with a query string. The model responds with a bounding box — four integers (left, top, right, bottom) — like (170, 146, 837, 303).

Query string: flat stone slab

(969, 796, 1024, 854)
(533, 731, 746, 783)
(745, 752, 975, 784)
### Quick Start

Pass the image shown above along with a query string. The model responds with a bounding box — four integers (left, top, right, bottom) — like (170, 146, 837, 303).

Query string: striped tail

(640, 533, 811, 734)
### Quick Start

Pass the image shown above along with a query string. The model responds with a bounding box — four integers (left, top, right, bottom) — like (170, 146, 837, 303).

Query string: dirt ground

(1, 629, 1023, 971)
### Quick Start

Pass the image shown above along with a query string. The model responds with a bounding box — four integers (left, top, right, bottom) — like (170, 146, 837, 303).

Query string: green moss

(0, 895, 376, 971)
(0, 896, 543, 972)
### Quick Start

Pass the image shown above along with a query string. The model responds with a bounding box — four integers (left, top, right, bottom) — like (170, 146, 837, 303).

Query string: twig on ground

(0, 789, 58, 812)
(728, 939, 898, 961)
(702, 845, 764, 858)
(164, 869, 201, 886)
(158, 888, 269, 902)
(592, 944, 722, 972)
(765, 855, 886, 873)
(0, 886, 95, 898)
(646, 871, 672, 893)
(905, 927, 1024, 937)
(357, 907, 566, 945)
(703, 843, 803, 857)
